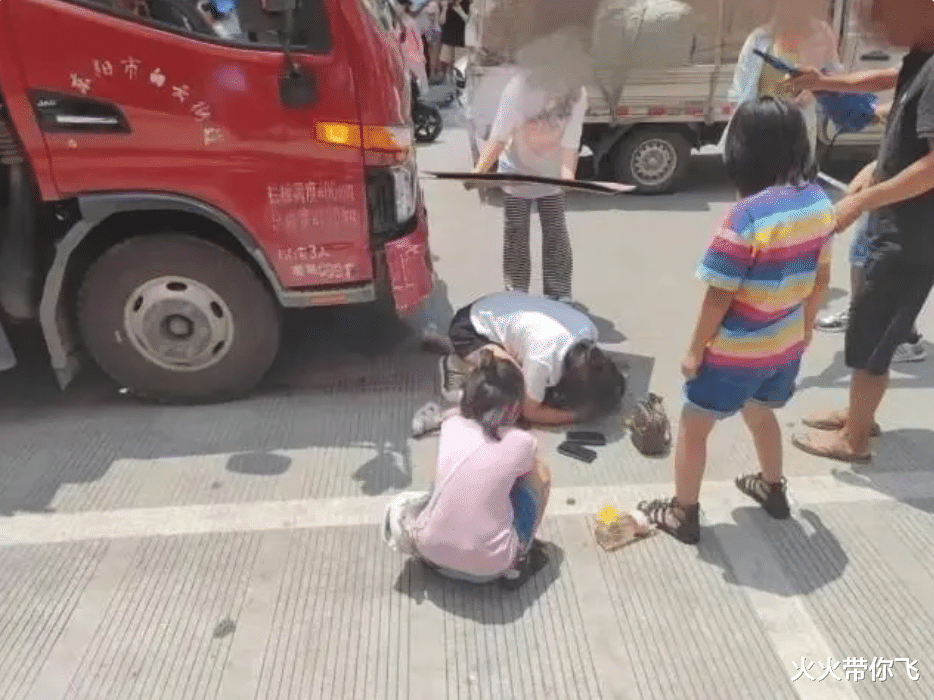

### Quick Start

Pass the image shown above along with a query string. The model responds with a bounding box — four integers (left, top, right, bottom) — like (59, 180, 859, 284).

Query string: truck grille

(0, 105, 24, 165)
(365, 167, 396, 241)
(365, 166, 416, 246)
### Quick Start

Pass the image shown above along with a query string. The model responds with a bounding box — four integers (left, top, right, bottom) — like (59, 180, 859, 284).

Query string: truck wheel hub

(632, 139, 676, 186)
(124, 276, 234, 372)
(165, 314, 194, 339)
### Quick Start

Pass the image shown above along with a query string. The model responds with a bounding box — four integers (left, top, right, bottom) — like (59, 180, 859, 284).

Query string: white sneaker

(815, 309, 848, 332)
(891, 342, 927, 364)
(439, 355, 466, 403)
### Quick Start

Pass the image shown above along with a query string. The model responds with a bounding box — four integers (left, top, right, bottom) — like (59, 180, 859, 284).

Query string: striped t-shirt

(698, 183, 835, 372)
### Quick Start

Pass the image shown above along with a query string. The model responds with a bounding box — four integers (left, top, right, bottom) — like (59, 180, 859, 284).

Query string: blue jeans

(684, 360, 801, 420)
(510, 478, 540, 548)
(848, 214, 869, 268)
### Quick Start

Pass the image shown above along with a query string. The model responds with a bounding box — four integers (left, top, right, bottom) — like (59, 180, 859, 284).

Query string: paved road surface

(0, 115, 931, 700)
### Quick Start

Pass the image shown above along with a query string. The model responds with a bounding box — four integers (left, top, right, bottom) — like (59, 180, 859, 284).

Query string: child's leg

(740, 403, 783, 484)
(536, 193, 573, 300)
(503, 195, 532, 293)
(673, 408, 717, 507)
(734, 362, 798, 519)
(638, 407, 714, 545)
(639, 364, 752, 544)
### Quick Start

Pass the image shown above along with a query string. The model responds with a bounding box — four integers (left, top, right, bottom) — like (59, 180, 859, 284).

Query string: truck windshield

(358, 0, 398, 35)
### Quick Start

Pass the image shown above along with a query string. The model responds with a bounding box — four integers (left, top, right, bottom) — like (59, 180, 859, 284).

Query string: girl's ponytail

(459, 353, 525, 440)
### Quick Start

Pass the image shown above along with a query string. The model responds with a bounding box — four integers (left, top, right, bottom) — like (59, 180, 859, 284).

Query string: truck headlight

(391, 162, 417, 223)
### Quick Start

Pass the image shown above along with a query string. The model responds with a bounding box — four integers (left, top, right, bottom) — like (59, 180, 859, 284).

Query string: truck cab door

(6, 0, 374, 291)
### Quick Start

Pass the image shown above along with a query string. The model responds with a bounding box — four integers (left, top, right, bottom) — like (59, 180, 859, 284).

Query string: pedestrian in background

(472, 71, 587, 304)
(439, 0, 470, 82)
(409, 0, 444, 84)
(729, 0, 841, 153)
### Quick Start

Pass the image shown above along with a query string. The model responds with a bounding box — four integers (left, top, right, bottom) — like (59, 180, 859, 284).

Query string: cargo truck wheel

(77, 234, 281, 403)
(613, 129, 692, 194)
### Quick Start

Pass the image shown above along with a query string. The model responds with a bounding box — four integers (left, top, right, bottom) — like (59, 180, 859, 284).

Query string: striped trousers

(503, 193, 573, 298)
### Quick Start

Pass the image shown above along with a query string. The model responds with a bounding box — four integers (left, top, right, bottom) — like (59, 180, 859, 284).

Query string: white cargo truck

(463, 0, 902, 194)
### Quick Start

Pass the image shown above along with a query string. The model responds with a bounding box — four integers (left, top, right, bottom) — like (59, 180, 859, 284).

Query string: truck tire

(613, 129, 692, 194)
(77, 233, 281, 403)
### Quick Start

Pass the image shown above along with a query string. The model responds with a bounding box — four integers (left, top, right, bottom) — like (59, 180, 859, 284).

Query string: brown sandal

(637, 497, 700, 544)
(791, 432, 871, 464)
(801, 411, 881, 437)
(735, 473, 790, 519)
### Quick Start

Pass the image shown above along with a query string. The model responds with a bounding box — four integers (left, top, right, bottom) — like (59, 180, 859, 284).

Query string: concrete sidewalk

(1, 467, 932, 700)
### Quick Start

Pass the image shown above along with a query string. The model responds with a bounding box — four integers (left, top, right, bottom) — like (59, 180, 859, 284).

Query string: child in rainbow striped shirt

(639, 96, 835, 544)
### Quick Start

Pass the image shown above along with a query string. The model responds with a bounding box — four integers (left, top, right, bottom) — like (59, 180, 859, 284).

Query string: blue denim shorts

(510, 479, 539, 547)
(684, 360, 801, 419)
(848, 213, 870, 268)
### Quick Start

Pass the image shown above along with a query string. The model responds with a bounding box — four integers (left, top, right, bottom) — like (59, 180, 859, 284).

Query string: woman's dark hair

(557, 340, 626, 415)
(724, 95, 817, 198)
(460, 350, 525, 441)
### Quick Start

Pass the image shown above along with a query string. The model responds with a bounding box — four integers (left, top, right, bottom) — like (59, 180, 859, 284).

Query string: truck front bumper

(380, 207, 433, 317)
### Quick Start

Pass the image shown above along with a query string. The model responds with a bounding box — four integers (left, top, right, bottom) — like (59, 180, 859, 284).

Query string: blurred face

(855, 0, 934, 49)
(772, 0, 813, 27)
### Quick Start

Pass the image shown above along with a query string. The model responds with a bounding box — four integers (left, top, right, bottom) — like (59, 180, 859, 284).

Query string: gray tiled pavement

(0, 118, 932, 700)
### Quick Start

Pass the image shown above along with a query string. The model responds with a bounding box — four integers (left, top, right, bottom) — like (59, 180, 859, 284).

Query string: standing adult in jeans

(472, 71, 587, 303)
(784, 10, 934, 462)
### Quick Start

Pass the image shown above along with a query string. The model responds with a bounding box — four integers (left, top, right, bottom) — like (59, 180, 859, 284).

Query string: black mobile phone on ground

(558, 441, 597, 463)
(566, 430, 607, 446)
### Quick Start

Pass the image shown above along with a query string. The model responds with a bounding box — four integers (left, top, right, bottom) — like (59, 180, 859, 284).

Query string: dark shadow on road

(567, 301, 626, 344)
(226, 451, 292, 477)
(393, 542, 565, 624)
(0, 278, 461, 513)
(568, 153, 736, 213)
(797, 348, 934, 391)
(830, 428, 934, 514)
(699, 508, 848, 595)
(352, 440, 415, 495)
(820, 286, 850, 309)
(475, 153, 735, 213)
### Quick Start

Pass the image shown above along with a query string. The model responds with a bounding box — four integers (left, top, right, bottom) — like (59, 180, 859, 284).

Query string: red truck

(0, 0, 434, 402)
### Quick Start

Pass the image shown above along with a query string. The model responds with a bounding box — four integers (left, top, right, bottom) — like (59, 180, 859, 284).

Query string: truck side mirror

(273, 0, 317, 108)
(280, 56, 318, 108)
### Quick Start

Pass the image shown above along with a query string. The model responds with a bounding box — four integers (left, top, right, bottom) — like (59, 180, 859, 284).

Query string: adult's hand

(794, 90, 814, 108)
(847, 160, 877, 197)
(780, 67, 825, 94)
(873, 101, 892, 124)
